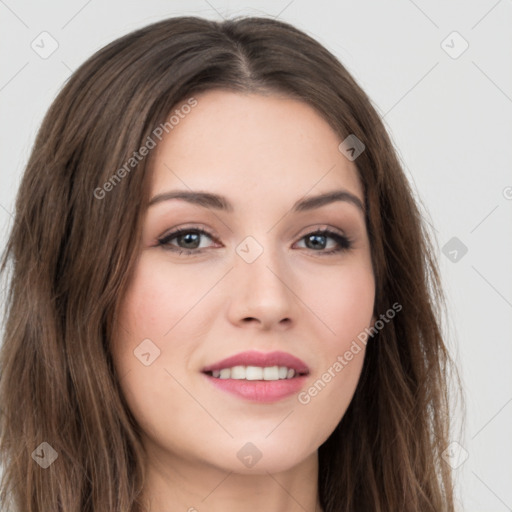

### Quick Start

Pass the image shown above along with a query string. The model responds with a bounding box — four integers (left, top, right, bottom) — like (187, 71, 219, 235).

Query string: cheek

(110, 260, 180, 404)
(111, 261, 193, 443)
(117, 257, 202, 338)
(296, 275, 372, 446)
(303, 265, 373, 405)
(307, 262, 375, 347)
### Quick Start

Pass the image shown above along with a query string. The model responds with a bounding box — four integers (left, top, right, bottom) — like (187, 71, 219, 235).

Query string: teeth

(209, 365, 299, 380)
(231, 365, 245, 379)
(219, 368, 231, 379)
(263, 366, 279, 380)
(246, 366, 263, 380)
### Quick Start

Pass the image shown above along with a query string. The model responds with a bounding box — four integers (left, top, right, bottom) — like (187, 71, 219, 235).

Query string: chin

(206, 436, 317, 475)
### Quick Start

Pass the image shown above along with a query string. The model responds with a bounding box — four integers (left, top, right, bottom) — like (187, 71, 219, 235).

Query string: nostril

(242, 317, 260, 325)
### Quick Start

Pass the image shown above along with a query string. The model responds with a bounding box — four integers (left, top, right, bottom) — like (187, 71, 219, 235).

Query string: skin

(111, 90, 376, 512)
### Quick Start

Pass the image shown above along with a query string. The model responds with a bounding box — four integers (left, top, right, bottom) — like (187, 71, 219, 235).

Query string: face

(111, 90, 375, 477)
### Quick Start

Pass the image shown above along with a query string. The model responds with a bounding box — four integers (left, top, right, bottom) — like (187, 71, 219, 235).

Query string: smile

(201, 350, 311, 402)
(205, 365, 303, 380)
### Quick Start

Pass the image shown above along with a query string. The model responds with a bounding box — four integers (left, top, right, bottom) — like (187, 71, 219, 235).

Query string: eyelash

(157, 227, 353, 256)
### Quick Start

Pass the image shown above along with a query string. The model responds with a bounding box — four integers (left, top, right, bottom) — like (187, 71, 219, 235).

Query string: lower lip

(203, 373, 308, 402)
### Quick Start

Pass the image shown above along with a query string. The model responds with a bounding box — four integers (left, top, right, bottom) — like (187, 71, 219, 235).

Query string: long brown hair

(0, 15, 463, 511)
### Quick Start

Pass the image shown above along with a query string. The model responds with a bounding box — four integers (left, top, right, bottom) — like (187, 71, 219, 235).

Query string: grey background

(1, 1, 511, 510)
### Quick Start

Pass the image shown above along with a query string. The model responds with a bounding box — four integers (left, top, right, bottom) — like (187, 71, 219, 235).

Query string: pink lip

(201, 350, 309, 374)
(203, 374, 308, 402)
(201, 350, 310, 403)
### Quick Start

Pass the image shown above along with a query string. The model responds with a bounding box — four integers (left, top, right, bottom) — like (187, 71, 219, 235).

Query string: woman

(0, 15, 462, 512)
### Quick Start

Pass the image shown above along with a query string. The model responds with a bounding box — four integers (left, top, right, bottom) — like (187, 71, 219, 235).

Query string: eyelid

(157, 225, 220, 247)
(294, 223, 346, 239)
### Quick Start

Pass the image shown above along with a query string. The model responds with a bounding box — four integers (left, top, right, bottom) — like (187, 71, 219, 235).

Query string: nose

(226, 242, 298, 330)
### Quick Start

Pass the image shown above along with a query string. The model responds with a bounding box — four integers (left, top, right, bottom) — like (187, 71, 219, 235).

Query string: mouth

(201, 350, 310, 402)
(203, 366, 308, 381)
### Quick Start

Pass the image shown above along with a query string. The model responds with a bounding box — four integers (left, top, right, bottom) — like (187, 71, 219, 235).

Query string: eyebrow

(148, 189, 365, 214)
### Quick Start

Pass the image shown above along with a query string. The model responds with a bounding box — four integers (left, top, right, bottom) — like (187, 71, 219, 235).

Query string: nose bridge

(230, 233, 295, 325)
(236, 234, 288, 293)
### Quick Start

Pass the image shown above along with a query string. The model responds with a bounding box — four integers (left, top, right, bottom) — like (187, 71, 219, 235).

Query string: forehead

(149, 90, 363, 205)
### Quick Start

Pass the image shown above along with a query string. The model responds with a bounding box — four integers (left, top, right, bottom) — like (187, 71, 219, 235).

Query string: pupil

(307, 234, 325, 249)
(181, 233, 199, 248)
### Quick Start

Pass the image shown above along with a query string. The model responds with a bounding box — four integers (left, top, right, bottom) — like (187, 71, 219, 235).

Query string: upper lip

(202, 350, 310, 375)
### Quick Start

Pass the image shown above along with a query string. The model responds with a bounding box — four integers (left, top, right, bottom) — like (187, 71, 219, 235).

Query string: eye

(157, 227, 217, 255)
(294, 229, 352, 255)
(157, 227, 352, 256)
